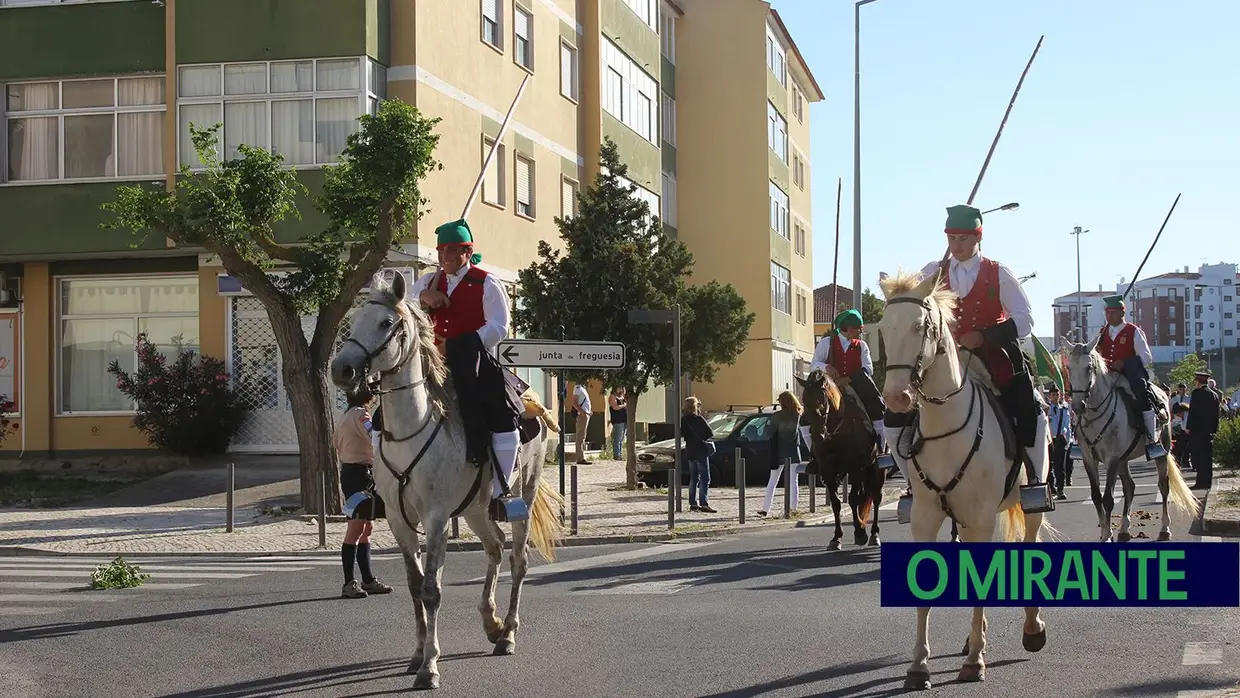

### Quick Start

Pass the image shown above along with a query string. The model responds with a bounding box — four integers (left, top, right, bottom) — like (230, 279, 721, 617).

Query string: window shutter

(516, 157, 532, 206)
(561, 44, 575, 98)
(516, 8, 530, 39)
(561, 178, 576, 218)
(483, 0, 498, 20)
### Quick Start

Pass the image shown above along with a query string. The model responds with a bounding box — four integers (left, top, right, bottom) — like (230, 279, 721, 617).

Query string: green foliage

(860, 288, 884, 324)
(512, 138, 755, 395)
(90, 557, 150, 590)
(1168, 353, 1209, 386)
(0, 394, 16, 446)
(1214, 417, 1240, 470)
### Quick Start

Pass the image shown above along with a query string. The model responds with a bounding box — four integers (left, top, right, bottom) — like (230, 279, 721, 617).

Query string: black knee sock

(341, 543, 357, 584)
(356, 542, 374, 584)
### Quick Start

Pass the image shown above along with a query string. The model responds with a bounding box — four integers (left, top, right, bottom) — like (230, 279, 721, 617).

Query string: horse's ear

(1086, 331, 1101, 354)
(1061, 334, 1075, 349)
(390, 269, 408, 301)
(914, 268, 941, 298)
(794, 375, 807, 389)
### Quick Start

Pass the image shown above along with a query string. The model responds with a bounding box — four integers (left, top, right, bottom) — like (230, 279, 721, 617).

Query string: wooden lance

(832, 176, 842, 322)
(461, 72, 532, 221)
(1121, 193, 1183, 301)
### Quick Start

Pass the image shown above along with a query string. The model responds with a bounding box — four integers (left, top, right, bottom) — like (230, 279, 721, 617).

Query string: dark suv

(634, 406, 787, 488)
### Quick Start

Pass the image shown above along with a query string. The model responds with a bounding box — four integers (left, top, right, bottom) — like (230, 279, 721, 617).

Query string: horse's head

(877, 268, 958, 412)
(1060, 333, 1102, 413)
(794, 369, 841, 430)
(330, 270, 423, 391)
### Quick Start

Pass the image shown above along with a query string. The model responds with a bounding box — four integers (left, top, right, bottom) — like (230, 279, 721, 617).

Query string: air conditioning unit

(0, 272, 19, 309)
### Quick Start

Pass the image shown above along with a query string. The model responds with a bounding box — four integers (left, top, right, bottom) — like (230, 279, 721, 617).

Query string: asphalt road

(2, 460, 1238, 698)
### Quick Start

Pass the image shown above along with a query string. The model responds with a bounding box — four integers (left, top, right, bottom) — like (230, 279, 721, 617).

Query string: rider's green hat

(1102, 294, 1125, 310)
(834, 308, 864, 330)
(434, 219, 482, 265)
(944, 204, 983, 236)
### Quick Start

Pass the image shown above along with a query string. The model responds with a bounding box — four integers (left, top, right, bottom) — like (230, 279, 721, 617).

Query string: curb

(0, 513, 839, 559)
(1201, 485, 1240, 537)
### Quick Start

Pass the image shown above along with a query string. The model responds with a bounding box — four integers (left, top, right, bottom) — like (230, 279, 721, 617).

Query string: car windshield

(706, 412, 745, 438)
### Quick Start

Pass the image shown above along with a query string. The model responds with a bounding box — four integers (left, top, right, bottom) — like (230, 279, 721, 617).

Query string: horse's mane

(368, 280, 454, 421)
(878, 268, 959, 320)
(804, 369, 843, 413)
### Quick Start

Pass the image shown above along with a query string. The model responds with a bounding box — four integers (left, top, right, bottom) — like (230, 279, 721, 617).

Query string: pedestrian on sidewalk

(1046, 386, 1072, 500)
(608, 387, 628, 460)
(332, 384, 393, 599)
(681, 397, 717, 513)
(572, 382, 593, 465)
(761, 391, 807, 516)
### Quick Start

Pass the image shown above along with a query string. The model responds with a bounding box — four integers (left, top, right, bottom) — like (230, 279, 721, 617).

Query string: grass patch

(1216, 488, 1240, 509)
(0, 471, 140, 508)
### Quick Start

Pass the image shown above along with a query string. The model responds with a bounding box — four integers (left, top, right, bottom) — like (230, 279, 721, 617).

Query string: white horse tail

(999, 502, 1063, 543)
(528, 477, 567, 562)
(1162, 451, 1202, 519)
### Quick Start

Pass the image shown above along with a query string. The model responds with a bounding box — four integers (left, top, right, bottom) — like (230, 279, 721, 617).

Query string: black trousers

(1189, 432, 1214, 488)
(847, 369, 886, 421)
(444, 332, 522, 464)
(998, 370, 1040, 448)
(1049, 436, 1070, 493)
(1119, 357, 1153, 413)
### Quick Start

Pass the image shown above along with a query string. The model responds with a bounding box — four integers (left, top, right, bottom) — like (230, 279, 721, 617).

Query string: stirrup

(1144, 438, 1167, 461)
(1067, 443, 1083, 461)
(490, 496, 529, 523)
(896, 492, 913, 525)
(876, 452, 897, 472)
(1020, 481, 1055, 514)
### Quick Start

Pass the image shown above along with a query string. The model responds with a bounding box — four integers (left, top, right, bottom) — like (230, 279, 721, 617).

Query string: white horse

(329, 271, 564, 691)
(1060, 336, 1200, 542)
(878, 270, 1053, 691)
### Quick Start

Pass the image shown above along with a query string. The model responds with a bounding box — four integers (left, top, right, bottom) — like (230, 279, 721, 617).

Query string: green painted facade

(662, 144, 677, 176)
(661, 57, 675, 97)
(600, 0, 660, 77)
(0, 1, 165, 82)
(602, 115, 660, 193)
(0, 182, 171, 258)
(176, 0, 385, 64)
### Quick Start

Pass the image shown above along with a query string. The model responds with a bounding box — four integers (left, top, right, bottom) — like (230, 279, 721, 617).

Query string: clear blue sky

(772, 0, 1239, 335)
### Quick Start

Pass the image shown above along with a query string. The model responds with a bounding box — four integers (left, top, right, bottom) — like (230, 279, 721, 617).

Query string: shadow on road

(1094, 677, 1240, 696)
(695, 656, 1030, 698)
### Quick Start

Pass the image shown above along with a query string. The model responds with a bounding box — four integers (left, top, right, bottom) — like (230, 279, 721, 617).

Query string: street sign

(496, 340, 626, 370)
(628, 309, 674, 324)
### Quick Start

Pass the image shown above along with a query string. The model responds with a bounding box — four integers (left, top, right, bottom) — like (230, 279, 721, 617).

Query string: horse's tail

(1163, 451, 1202, 519)
(539, 412, 561, 434)
(999, 502, 1064, 543)
(528, 477, 566, 562)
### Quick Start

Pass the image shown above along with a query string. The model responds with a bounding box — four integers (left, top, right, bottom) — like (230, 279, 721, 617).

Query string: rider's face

(947, 234, 980, 261)
(1105, 308, 1124, 326)
(438, 246, 471, 274)
(842, 326, 863, 340)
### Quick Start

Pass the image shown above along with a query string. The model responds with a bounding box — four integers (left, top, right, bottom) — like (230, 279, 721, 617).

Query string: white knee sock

(1024, 411, 1050, 483)
(490, 429, 520, 498)
(884, 425, 910, 481)
(873, 420, 887, 451)
(1142, 410, 1158, 440)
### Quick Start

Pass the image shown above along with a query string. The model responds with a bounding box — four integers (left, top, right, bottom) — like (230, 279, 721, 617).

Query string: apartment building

(0, 0, 820, 458)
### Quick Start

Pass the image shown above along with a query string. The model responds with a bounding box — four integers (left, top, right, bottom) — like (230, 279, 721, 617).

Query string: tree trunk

(268, 308, 342, 516)
(624, 390, 640, 489)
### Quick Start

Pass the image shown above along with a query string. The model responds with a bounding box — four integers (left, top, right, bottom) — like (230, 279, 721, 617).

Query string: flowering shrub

(107, 334, 247, 455)
(0, 394, 16, 446)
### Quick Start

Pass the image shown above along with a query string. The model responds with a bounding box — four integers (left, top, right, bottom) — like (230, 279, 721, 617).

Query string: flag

(1028, 335, 1064, 393)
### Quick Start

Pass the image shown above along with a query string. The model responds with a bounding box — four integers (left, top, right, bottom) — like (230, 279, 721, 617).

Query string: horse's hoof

(827, 538, 842, 551)
(485, 628, 504, 644)
(1117, 531, 1133, 542)
(1158, 531, 1172, 541)
(950, 535, 960, 543)
(493, 638, 516, 656)
(407, 657, 423, 675)
(957, 662, 985, 682)
(413, 671, 440, 690)
(868, 534, 882, 547)
(1023, 628, 1048, 653)
(854, 530, 869, 546)
(904, 670, 932, 691)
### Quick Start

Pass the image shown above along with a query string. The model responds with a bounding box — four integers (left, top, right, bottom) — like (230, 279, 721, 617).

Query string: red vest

(945, 257, 1007, 339)
(1098, 323, 1137, 365)
(829, 337, 863, 376)
(431, 265, 489, 344)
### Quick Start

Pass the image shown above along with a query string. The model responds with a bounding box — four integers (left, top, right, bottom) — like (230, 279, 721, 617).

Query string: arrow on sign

(496, 340, 626, 370)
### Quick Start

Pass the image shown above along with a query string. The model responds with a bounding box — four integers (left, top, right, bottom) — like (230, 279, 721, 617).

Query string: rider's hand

(824, 365, 841, 379)
(1109, 361, 1123, 372)
(959, 331, 984, 350)
(420, 289, 450, 309)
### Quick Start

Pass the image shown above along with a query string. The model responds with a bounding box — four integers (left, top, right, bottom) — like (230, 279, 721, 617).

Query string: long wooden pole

(461, 72, 532, 221)
(832, 176, 842, 319)
(1122, 194, 1182, 300)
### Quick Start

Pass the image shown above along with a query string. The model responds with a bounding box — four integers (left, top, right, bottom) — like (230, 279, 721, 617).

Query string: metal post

(672, 303, 683, 513)
(783, 457, 792, 518)
(318, 469, 327, 549)
(852, 0, 865, 313)
(451, 517, 459, 539)
(809, 473, 816, 513)
(667, 466, 675, 530)
(1220, 300, 1228, 389)
(225, 462, 235, 533)
(558, 324, 567, 524)
(571, 464, 579, 536)
(735, 448, 745, 524)
(1072, 226, 1088, 342)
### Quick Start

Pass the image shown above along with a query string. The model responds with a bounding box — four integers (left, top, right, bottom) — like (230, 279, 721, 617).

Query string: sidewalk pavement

(1202, 475, 1240, 536)
(0, 459, 904, 557)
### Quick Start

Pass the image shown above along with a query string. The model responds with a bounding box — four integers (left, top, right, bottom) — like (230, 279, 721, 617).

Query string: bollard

(451, 517, 459, 539)
(571, 464, 579, 536)
(225, 462, 235, 533)
(734, 448, 745, 524)
(318, 469, 328, 549)
(783, 457, 792, 519)
(809, 472, 816, 514)
(667, 466, 675, 530)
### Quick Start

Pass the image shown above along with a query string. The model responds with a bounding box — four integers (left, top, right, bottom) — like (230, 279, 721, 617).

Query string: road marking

(0, 593, 122, 603)
(571, 576, 707, 595)
(1177, 692, 1231, 698)
(0, 569, 253, 579)
(0, 581, 204, 591)
(0, 562, 312, 573)
(1200, 536, 1223, 543)
(469, 541, 719, 583)
(0, 606, 65, 616)
(1182, 641, 1223, 665)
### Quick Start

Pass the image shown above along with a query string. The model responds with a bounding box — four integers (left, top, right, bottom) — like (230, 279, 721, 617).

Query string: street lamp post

(1194, 283, 1227, 388)
(1070, 226, 1089, 342)
(853, 0, 880, 313)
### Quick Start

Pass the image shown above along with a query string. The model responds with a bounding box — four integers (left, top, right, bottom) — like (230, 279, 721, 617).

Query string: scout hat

(1102, 294, 1126, 311)
(435, 219, 483, 265)
(945, 204, 983, 237)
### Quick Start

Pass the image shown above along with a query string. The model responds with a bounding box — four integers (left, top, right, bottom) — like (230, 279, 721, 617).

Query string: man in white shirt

(1095, 294, 1163, 455)
(572, 383, 592, 465)
(806, 308, 888, 454)
(413, 219, 525, 521)
(915, 204, 1050, 490)
(1046, 386, 1073, 499)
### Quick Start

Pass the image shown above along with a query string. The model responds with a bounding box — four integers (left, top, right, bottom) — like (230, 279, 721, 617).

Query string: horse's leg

(1117, 460, 1137, 542)
(868, 467, 884, 546)
(950, 518, 960, 543)
(393, 524, 430, 675)
(464, 508, 506, 647)
(1103, 459, 1121, 543)
(848, 474, 868, 546)
(412, 513, 449, 690)
(1156, 455, 1173, 541)
(957, 512, 997, 682)
(1084, 458, 1110, 541)
(1021, 510, 1049, 652)
(826, 471, 844, 550)
(904, 499, 948, 691)
(497, 514, 532, 656)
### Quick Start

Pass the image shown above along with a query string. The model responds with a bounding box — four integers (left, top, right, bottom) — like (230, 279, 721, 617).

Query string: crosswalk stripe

(0, 593, 121, 603)
(0, 581, 204, 591)
(1182, 641, 1223, 665)
(0, 569, 254, 579)
(0, 606, 65, 616)
(471, 542, 719, 583)
(0, 562, 313, 573)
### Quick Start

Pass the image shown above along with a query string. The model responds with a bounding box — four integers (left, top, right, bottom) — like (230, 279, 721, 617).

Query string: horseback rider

(1097, 293, 1162, 449)
(806, 309, 887, 454)
(916, 203, 1049, 490)
(412, 218, 526, 522)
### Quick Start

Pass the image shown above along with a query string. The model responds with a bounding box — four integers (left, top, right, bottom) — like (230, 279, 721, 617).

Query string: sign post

(627, 306, 683, 521)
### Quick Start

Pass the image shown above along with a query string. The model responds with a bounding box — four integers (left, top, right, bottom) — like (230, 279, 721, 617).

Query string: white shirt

(809, 334, 873, 375)
(1106, 322, 1154, 367)
(573, 384, 591, 414)
(919, 254, 1034, 338)
(412, 263, 511, 352)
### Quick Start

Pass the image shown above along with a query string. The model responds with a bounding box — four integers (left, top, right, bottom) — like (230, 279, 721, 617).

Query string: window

(4, 76, 165, 183)
(514, 5, 533, 70)
(661, 172, 677, 228)
(794, 222, 806, 257)
(58, 276, 199, 414)
(515, 154, 534, 218)
(482, 0, 503, 49)
(0, 313, 17, 414)
(769, 181, 789, 238)
(560, 41, 579, 101)
(605, 166, 660, 229)
(660, 8, 676, 63)
(771, 263, 791, 315)
(621, 0, 656, 30)
(767, 101, 787, 162)
(482, 135, 506, 207)
(661, 92, 676, 147)
(793, 86, 804, 122)
(561, 176, 578, 219)
(766, 24, 786, 87)
(795, 289, 807, 324)
(176, 58, 384, 170)
(602, 39, 659, 145)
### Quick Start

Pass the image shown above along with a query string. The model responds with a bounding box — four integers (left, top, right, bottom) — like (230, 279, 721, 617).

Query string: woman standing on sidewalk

(681, 397, 717, 513)
(331, 384, 393, 600)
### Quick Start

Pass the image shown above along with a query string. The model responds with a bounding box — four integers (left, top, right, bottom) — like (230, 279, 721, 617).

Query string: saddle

(839, 386, 876, 437)
(1113, 380, 1169, 432)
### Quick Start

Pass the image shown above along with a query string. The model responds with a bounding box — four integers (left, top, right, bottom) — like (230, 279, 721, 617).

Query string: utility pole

(1071, 226, 1089, 341)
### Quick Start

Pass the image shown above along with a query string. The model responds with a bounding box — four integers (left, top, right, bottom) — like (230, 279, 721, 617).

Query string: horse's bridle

(342, 299, 434, 443)
(883, 296, 969, 405)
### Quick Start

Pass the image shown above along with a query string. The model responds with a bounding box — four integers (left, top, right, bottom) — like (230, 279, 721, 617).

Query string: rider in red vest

(414, 219, 525, 522)
(1098, 294, 1161, 446)
(807, 308, 887, 453)
(896, 204, 1048, 492)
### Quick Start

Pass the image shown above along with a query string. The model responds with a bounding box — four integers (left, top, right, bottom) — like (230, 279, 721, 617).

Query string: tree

(1168, 353, 1209, 386)
(100, 100, 442, 513)
(859, 288, 887, 388)
(513, 138, 755, 488)
(860, 287, 884, 324)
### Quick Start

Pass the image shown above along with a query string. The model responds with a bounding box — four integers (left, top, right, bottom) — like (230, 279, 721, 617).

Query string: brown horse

(796, 369, 887, 549)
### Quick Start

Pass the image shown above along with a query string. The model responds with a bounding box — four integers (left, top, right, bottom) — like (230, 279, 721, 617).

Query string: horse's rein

(345, 298, 435, 444)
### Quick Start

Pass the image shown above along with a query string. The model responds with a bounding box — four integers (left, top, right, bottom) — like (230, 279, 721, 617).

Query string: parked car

(634, 406, 790, 488)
